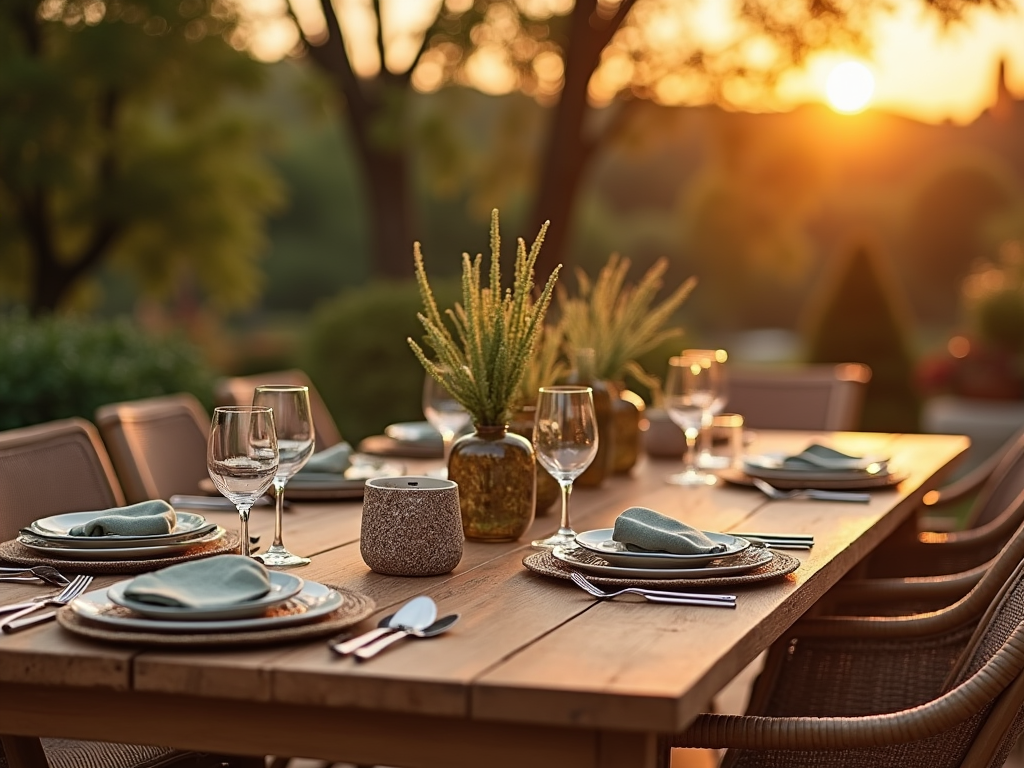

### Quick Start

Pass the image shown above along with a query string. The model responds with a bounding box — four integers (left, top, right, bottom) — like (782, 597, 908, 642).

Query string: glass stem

(272, 479, 286, 548)
(237, 504, 252, 558)
(557, 479, 573, 535)
(684, 427, 699, 474)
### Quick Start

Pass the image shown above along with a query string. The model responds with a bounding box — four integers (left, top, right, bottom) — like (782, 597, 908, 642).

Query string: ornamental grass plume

(560, 254, 696, 387)
(516, 321, 568, 409)
(408, 210, 561, 427)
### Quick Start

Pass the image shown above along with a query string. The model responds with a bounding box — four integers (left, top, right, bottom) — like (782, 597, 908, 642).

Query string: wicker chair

(95, 394, 210, 504)
(0, 419, 246, 768)
(726, 363, 871, 432)
(215, 370, 342, 450)
(674, 552, 1024, 767)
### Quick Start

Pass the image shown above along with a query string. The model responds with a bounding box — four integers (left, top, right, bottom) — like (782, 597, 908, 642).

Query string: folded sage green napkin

(612, 507, 726, 555)
(298, 442, 352, 475)
(776, 445, 876, 472)
(68, 500, 177, 537)
(123, 554, 271, 609)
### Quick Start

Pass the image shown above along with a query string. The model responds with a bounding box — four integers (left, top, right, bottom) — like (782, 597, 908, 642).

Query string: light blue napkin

(298, 442, 352, 475)
(68, 500, 177, 537)
(123, 554, 271, 609)
(612, 507, 726, 555)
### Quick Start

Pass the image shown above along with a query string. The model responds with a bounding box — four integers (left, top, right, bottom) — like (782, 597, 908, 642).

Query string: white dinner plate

(28, 510, 215, 547)
(384, 421, 443, 447)
(106, 571, 305, 620)
(552, 545, 774, 579)
(574, 529, 749, 568)
(69, 580, 343, 633)
(17, 527, 226, 560)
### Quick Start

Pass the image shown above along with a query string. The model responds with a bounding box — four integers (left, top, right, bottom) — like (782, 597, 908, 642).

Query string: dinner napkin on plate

(298, 442, 352, 475)
(750, 445, 882, 472)
(612, 507, 726, 555)
(68, 500, 177, 537)
(123, 554, 271, 609)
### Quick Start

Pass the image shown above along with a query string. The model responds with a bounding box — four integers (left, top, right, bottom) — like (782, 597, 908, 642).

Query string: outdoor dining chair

(674, 551, 1024, 768)
(725, 362, 872, 432)
(96, 393, 211, 504)
(215, 369, 343, 450)
(0, 418, 249, 768)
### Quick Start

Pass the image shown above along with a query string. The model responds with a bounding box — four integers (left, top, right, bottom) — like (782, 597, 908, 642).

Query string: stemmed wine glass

(251, 385, 315, 568)
(682, 349, 728, 469)
(423, 370, 471, 477)
(207, 406, 279, 559)
(664, 354, 718, 486)
(531, 386, 599, 548)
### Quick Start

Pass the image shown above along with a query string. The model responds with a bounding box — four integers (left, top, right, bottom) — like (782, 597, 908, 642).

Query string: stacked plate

(17, 510, 226, 561)
(67, 571, 347, 634)
(740, 449, 902, 490)
(553, 528, 773, 580)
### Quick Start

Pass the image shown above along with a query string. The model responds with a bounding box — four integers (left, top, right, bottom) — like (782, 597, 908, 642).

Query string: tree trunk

(358, 139, 416, 280)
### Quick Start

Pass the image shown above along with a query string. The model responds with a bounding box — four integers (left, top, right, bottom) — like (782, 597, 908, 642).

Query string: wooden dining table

(0, 429, 968, 768)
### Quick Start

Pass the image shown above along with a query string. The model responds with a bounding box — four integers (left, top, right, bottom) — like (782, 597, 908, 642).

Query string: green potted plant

(409, 210, 560, 541)
(560, 255, 696, 474)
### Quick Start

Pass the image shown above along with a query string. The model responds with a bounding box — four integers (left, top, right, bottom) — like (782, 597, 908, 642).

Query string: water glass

(664, 354, 717, 486)
(207, 406, 279, 558)
(531, 386, 599, 548)
(252, 385, 315, 568)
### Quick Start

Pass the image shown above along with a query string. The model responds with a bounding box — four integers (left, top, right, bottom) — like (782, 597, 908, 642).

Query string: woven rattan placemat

(523, 547, 800, 589)
(56, 587, 375, 647)
(0, 532, 241, 575)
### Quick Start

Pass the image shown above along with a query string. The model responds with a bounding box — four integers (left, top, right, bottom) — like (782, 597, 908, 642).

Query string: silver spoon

(331, 596, 437, 656)
(355, 613, 460, 661)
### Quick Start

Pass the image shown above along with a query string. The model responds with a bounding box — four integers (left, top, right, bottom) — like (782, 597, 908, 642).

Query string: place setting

(524, 506, 803, 592)
(719, 443, 907, 491)
(0, 499, 239, 575)
(49, 554, 375, 647)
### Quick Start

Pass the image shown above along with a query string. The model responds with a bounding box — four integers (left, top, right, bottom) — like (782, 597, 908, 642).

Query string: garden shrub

(302, 279, 460, 444)
(0, 315, 216, 431)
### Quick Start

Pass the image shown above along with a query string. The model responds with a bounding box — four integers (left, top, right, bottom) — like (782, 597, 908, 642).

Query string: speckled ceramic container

(360, 477, 464, 576)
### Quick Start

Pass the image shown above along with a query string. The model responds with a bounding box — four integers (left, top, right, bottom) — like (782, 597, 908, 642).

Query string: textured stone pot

(360, 476, 463, 576)
(449, 425, 535, 541)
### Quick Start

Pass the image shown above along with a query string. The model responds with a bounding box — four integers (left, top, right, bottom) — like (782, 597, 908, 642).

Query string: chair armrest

(822, 568, 984, 614)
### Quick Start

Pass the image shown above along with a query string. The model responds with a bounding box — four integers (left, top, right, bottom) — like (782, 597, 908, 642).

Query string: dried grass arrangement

(409, 209, 561, 427)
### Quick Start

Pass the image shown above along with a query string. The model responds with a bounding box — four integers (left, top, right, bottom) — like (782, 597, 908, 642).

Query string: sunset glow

(825, 62, 875, 114)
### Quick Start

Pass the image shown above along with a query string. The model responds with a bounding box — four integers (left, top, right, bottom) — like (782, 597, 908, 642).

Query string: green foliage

(804, 244, 920, 432)
(0, 0, 282, 312)
(0, 314, 215, 431)
(409, 210, 560, 427)
(302, 279, 461, 444)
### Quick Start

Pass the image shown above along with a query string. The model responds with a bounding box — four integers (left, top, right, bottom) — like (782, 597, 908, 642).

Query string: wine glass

(207, 406, 279, 559)
(252, 385, 315, 568)
(664, 354, 718, 486)
(531, 386, 599, 548)
(423, 370, 471, 477)
(681, 349, 728, 469)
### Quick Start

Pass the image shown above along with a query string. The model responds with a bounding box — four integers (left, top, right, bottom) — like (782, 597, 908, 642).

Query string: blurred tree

(279, 0, 1006, 278)
(0, 0, 282, 315)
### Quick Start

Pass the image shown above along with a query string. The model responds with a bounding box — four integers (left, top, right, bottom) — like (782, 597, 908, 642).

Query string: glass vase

(568, 349, 614, 488)
(509, 405, 561, 515)
(448, 425, 536, 541)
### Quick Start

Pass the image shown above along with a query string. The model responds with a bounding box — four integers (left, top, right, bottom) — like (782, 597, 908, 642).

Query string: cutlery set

(330, 595, 459, 661)
(0, 575, 94, 633)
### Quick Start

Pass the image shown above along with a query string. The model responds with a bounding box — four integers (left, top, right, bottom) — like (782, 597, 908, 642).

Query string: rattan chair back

(726, 363, 871, 431)
(0, 418, 125, 542)
(95, 394, 210, 503)
(965, 428, 1024, 529)
(215, 369, 342, 450)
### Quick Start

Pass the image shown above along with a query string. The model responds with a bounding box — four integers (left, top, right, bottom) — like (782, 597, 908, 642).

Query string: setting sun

(826, 61, 875, 114)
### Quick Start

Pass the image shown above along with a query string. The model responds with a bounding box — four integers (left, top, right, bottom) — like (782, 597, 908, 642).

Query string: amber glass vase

(509, 405, 561, 515)
(609, 383, 644, 474)
(568, 349, 614, 487)
(448, 426, 536, 541)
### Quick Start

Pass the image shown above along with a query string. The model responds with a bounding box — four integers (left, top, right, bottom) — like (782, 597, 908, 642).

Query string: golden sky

(242, 0, 1024, 125)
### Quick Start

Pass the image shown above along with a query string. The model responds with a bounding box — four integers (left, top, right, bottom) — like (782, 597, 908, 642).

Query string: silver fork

(0, 575, 93, 633)
(752, 478, 871, 503)
(568, 572, 736, 608)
